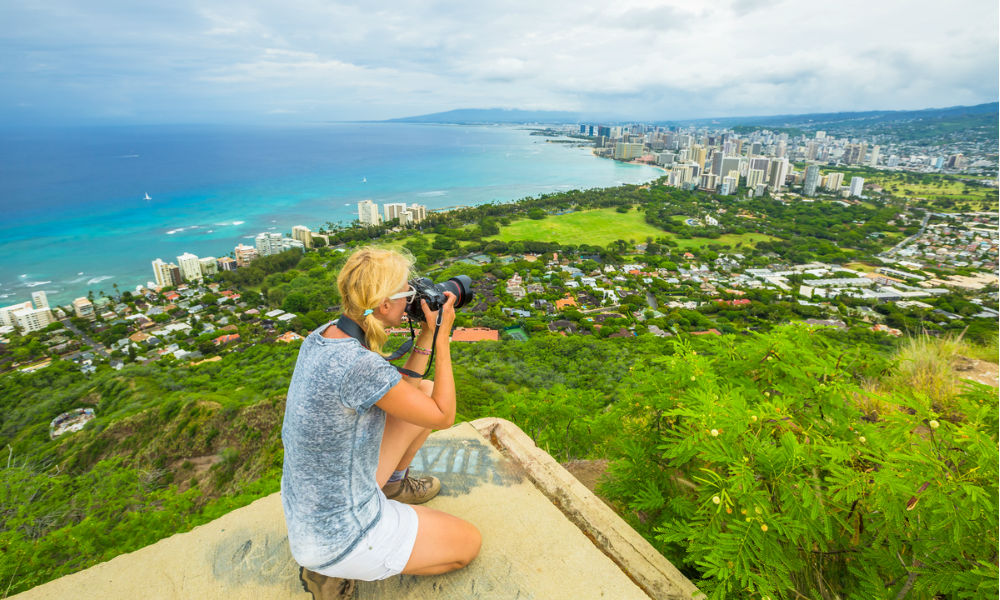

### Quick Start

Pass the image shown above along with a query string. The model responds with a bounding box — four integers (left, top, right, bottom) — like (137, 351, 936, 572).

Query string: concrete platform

(13, 419, 701, 600)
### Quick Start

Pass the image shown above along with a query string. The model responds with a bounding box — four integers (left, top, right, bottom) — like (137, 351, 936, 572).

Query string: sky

(1, 0, 998, 125)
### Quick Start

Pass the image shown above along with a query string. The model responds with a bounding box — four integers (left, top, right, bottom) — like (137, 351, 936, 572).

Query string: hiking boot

(299, 566, 355, 600)
(382, 472, 441, 504)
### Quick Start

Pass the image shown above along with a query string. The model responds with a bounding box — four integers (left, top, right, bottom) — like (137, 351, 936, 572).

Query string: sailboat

(362, 177, 367, 183)
(144, 193, 152, 201)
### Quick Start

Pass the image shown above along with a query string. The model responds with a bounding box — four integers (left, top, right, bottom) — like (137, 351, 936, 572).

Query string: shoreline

(1, 137, 662, 308)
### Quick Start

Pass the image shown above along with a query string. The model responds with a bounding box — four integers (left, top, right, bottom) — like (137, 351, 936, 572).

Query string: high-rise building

(690, 145, 707, 169)
(746, 168, 766, 189)
(806, 142, 819, 161)
(32, 291, 49, 310)
(768, 159, 790, 191)
(719, 176, 738, 196)
(803, 165, 821, 196)
(721, 157, 742, 181)
(177, 252, 202, 282)
(358, 200, 381, 226)
(12, 306, 54, 333)
(199, 257, 218, 278)
(815, 131, 826, 139)
(824, 172, 844, 191)
(710, 152, 725, 176)
(234, 244, 257, 267)
(151, 258, 179, 288)
(849, 177, 865, 197)
(613, 142, 645, 160)
(869, 145, 880, 167)
(698, 173, 718, 191)
(73, 297, 96, 321)
(292, 225, 313, 248)
(0, 301, 33, 327)
(384, 203, 408, 222)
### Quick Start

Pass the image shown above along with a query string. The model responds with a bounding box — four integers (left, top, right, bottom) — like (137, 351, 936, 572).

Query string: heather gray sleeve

(342, 351, 401, 413)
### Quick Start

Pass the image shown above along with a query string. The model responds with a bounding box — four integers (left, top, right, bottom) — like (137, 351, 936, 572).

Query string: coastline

(0, 124, 662, 308)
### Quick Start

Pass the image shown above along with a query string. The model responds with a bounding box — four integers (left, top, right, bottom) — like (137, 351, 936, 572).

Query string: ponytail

(337, 247, 413, 356)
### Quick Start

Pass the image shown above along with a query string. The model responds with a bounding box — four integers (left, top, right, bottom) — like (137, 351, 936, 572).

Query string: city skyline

(2, 0, 997, 125)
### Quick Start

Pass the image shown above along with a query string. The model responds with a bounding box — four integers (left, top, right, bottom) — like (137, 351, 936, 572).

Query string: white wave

(207, 229, 214, 233)
(166, 229, 182, 235)
(20, 274, 27, 278)
(417, 190, 447, 197)
(189, 225, 200, 229)
(24, 280, 52, 288)
(77, 272, 84, 276)
(117, 154, 140, 158)
(232, 220, 245, 226)
(87, 276, 113, 285)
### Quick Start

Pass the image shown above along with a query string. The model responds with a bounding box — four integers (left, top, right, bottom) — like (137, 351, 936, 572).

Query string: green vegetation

(485, 207, 666, 246)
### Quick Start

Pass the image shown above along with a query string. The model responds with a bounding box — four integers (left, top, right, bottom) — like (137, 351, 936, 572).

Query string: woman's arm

(376, 294, 457, 429)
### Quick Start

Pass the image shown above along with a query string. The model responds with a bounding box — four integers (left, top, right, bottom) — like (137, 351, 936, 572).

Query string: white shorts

(313, 491, 420, 581)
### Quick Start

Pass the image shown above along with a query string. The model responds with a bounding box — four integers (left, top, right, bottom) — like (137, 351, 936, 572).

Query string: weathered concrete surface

(12, 420, 701, 600)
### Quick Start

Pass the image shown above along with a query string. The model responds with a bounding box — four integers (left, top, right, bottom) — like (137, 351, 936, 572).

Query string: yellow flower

(712, 495, 721, 505)
(710, 429, 719, 437)
(761, 524, 768, 532)
(929, 420, 940, 429)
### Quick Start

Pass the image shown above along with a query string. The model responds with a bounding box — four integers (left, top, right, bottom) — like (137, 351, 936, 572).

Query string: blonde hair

(337, 247, 414, 355)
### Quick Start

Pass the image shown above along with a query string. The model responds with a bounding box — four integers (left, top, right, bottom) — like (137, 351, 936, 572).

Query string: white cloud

(0, 0, 996, 122)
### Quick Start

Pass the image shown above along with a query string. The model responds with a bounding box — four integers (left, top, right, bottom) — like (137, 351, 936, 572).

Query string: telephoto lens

(404, 275, 473, 322)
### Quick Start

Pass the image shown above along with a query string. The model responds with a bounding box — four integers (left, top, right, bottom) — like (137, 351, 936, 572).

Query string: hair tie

(363, 309, 373, 316)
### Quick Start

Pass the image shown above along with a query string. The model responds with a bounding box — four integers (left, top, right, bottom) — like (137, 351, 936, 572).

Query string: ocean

(0, 123, 661, 307)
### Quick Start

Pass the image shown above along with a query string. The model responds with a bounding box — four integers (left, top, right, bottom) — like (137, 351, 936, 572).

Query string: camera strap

(335, 314, 440, 379)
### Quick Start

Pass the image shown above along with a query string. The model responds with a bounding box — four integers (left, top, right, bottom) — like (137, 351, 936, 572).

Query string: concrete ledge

(472, 418, 704, 600)
(12, 420, 702, 600)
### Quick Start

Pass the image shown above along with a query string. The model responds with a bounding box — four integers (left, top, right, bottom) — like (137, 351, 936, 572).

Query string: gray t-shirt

(281, 322, 402, 570)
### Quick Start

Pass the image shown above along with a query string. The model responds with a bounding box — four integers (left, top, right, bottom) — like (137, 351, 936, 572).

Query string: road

(60, 318, 111, 358)
(882, 212, 931, 258)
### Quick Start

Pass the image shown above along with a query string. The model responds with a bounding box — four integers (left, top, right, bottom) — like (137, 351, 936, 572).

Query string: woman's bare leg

(402, 504, 481, 575)
(376, 380, 434, 487)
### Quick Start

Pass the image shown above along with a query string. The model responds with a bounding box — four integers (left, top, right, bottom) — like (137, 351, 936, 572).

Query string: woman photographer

(281, 247, 481, 582)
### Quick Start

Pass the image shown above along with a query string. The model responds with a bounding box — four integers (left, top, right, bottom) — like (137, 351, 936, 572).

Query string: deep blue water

(0, 123, 660, 306)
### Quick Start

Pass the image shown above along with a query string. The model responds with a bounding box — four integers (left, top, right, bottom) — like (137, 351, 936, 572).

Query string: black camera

(404, 275, 473, 322)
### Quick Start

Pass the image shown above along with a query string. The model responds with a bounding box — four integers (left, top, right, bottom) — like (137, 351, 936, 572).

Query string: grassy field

(816, 169, 999, 210)
(485, 208, 779, 250)
(485, 208, 666, 246)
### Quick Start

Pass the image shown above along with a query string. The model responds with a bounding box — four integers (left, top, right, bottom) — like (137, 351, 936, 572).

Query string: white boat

(362, 177, 367, 183)
(144, 193, 152, 200)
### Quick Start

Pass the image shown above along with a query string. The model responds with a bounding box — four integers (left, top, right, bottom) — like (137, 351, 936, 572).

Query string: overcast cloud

(1, 0, 997, 124)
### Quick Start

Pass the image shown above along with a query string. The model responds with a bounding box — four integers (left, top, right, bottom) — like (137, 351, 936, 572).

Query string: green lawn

(668, 232, 778, 250)
(485, 208, 667, 246)
(485, 208, 780, 250)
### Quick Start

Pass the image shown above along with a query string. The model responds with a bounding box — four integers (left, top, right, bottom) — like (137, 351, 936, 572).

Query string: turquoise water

(0, 123, 660, 306)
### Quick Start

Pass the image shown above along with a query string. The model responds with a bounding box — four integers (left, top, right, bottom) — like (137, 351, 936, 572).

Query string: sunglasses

(387, 286, 417, 303)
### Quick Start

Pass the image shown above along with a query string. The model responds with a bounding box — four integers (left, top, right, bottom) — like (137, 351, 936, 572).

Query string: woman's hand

(419, 292, 457, 337)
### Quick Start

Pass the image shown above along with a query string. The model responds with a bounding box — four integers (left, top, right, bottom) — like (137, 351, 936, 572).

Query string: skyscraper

(824, 172, 844, 191)
(234, 244, 257, 267)
(358, 200, 381, 226)
(383, 203, 408, 222)
(849, 177, 865, 197)
(768, 159, 789, 191)
(177, 252, 202, 282)
(869, 145, 880, 167)
(803, 165, 820, 196)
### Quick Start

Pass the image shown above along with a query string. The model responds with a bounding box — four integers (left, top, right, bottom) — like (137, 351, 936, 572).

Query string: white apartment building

(177, 252, 202, 282)
(0, 301, 33, 327)
(32, 291, 49, 309)
(849, 176, 865, 197)
(199, 256, 218, 277)
(255, 232, 283, 256)
(824, 172, 844, 191)
(358, 200, 381, 226)
(12, 306, 55, 333)
(292, 225, 313, 248)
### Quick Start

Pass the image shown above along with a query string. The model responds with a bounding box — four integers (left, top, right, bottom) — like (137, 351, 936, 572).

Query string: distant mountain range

(388, 103, 998, 143)
(386, 108, 584, 124)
